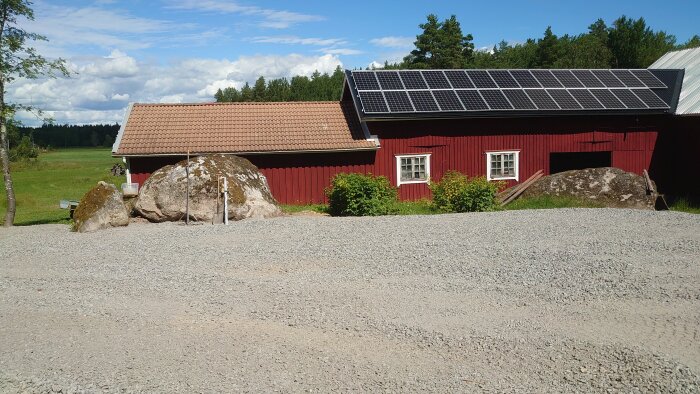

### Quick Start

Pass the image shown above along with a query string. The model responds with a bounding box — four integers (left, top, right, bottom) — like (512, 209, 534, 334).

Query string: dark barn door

(550, 151, 612, 174)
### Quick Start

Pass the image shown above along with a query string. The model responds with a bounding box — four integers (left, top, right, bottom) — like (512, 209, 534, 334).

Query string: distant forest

(11, 123, 120, 149)
(215, 15, 700, 103)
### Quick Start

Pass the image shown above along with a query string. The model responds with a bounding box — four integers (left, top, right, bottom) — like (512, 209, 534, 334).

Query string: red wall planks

(127, 115, 672, 204)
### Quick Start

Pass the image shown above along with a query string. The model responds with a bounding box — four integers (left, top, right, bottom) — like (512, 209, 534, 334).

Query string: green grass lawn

(1, 148, 125, 226)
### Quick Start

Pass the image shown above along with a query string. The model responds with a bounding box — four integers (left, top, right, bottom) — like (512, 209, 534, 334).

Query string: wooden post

(186, 150, 190, 225)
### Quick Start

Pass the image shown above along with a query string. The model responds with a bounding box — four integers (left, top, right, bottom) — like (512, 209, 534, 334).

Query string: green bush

(430, 171, 501, 213)
(325, 173, 398, 216)
(9, 136, 39, 162)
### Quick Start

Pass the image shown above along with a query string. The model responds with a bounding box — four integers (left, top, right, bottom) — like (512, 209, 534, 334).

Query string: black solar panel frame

(611, 89, 647, 109)
(352, 71, 380, 90)
(630, 70, 667, 88)
(375, 71, 404, 90)
(568, 89, 604, 109)
(466, 70, 497, 88)
(589, 89, 626, 109)
(444, 70, 475, 89)
(502, 89, 536, 109)
(570, 70, 605, 88)
(531, 70, 563, 88)
(383, 90, 414, 112)
(591, 70, 625, 88)
(546, 89, 582, 109)
(551, 70, 585, 88)
(432, 90, 465, 111)
(489, 70, 520, 88)
(631, 89, 669, 109)
(399, 71, 428, 89)
(610, 70, 645, 88)
(455, 90, 489, 111)
(524, 89, 559, 109)
(510, 70, 541, 88)
(479, 90, 513, 110)
(408, 90, 440, 112)
(421, 70, 451, 89)
(358, 91, 388, 113)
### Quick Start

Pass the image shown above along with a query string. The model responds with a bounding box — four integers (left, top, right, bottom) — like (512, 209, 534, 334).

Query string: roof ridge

(133, 101, 344, 107)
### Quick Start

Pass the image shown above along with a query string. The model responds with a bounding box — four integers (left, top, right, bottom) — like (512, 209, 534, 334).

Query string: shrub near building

(430, 171, 502, 213)
(326, 173, 398, 216)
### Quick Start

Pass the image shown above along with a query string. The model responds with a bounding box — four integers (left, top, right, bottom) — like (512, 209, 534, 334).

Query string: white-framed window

(396, 154, 431, 185)
(486, 151, 519, 181)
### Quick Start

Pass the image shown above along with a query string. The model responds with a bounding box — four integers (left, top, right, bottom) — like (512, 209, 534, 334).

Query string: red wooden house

(113, 63, 696, 204)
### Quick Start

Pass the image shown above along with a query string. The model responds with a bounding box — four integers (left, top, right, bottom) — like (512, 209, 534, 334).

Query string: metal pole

(186, 150, 190, 225)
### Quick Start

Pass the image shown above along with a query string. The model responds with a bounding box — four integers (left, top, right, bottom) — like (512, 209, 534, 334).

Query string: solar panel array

(350, 69, 670, 114)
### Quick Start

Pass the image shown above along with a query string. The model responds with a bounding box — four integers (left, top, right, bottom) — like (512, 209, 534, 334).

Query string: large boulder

(521, 167, 656, 209)
(73, 182, 130, 232)
(134, 154, 281, 222)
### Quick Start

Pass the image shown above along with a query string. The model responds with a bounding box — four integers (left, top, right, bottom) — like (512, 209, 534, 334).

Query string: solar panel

(568, 89, 604, 109)
(546, 89, 582, 109)
(383, 90, 414, 112)
(444, 70, 474, 88)
(531, 70, 563, 88)
(358, 91, 388, 113)
(631, 89, 669, 108)
(489, 70, 519, 88)
(502, 89, 536, 109)
(591, 70, 625, 87)
(408, 90, 439, 111)
(630, 70, 667, 88)
(399, 71, 428, 89)
(611, 70, 645, 87)
(479, 90, 513, 110)
(551, 70, 585, 88)
(376, 71, 404, 90)
(456, 90, 489, 110)
(422, 70, 451, 89)
(352, 71, 380, 90)
(589, 89, 625, 109)
(466, 70, 497, 88)
(611, 89, 647, 108)
(525, 89, 559, 109)
(510, 70, 541, 88)
(431, 90, 464, 111)
(570, 70, 605, 88)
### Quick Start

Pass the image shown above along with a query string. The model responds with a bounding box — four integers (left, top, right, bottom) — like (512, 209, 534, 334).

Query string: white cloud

(7, 51, 343, 125)
(320, 48, 363, 56)
(251, 36, 346, 46)
(370, 36, 415, 49)
(169, 0, 324, 29)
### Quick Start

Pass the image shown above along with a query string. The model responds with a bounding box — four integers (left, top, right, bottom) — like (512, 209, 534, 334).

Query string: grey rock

(522, 167, 656, 209)
(134, 154, 281, 222)
(72, 181, 129, 232)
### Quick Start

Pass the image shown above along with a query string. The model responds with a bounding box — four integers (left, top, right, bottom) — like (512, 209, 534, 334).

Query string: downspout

(123, 157, 132, 184)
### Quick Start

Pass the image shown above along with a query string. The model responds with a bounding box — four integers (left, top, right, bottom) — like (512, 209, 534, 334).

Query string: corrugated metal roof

(650, 47, 700, 115)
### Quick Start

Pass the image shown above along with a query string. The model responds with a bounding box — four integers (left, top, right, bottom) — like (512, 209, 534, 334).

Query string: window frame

(486, 150, 519, 181)
(395, 153, 431, 186)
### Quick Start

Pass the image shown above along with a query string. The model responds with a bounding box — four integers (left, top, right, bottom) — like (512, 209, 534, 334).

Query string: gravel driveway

(1, 208, 699, 392)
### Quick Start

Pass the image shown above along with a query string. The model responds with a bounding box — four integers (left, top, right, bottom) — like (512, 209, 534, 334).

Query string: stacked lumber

(497, 170, 544, 207)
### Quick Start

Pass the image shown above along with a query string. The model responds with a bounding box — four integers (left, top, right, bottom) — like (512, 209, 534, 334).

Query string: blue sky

(10, 0, 700, 125)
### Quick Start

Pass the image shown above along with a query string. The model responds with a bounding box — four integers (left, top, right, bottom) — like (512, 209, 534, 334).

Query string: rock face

(134, 154, 281, 222)
(73, 182, 130, 232)
(521, 167, 656, 209)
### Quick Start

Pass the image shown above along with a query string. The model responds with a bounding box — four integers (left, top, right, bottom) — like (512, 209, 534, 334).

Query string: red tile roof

(113, 101, 377, 156)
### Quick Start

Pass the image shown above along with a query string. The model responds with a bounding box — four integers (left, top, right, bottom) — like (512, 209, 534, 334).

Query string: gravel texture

(1, 208, 699, 392)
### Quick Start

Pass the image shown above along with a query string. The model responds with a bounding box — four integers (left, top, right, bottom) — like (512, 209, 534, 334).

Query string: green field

(1, 149, 125, 226)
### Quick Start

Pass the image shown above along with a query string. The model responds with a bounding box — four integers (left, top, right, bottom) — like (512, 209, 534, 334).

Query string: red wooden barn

(113, 60, 698, 204)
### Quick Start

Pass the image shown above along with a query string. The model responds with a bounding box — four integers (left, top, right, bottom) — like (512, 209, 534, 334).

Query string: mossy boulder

(73, 182, 130, 232)
(521, 167, 656, 209)
(134, 154, 281, 223)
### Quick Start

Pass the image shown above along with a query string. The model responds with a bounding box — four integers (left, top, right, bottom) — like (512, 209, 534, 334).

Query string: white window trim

(395, 154, 431, 186)
(486, 151, 519, 181)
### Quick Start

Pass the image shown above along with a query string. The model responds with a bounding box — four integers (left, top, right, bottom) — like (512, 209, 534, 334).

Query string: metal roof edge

(113, 146, 379, 158)
(112, 103, 133, 155)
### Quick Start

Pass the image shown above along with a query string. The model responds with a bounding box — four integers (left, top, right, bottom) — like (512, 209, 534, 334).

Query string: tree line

(10, 123, 120, 150)
(215, 15, 699, 103)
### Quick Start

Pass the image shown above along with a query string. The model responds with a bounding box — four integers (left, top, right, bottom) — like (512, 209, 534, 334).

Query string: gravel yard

(1, 208, 699, 392)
